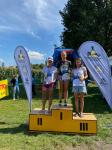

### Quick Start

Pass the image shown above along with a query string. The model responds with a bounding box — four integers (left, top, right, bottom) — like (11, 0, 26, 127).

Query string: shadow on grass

(0, 124, 29, 135)
(0, 123, 43, 136)
(0, 124, 41, 136)
(0, 123, 74, 136)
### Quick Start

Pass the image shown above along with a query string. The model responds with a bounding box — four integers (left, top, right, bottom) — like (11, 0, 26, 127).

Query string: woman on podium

(57, 51, 71, 106)
(72, 58, 88, 117)
(42, 57, 57, 111)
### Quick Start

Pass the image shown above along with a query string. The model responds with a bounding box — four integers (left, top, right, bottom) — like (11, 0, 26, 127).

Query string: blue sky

(0, 0, 68, 66)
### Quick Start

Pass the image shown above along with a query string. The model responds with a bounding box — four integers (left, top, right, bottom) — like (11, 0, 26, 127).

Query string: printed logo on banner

(85, 45, 107, 85)
(88, 46, 100, 58)
(18, 50, 25, 62)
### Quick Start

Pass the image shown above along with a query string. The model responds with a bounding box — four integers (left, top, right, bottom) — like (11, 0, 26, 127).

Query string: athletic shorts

(42, 83, 54, 90)
(58, 74, 70, 81)
(72, 86, 87, 94)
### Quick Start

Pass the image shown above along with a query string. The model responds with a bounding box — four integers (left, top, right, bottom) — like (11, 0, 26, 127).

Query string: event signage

(14, 46, 32, 111)
(0, 79, 9, 99)
(79, 41, 112, 109)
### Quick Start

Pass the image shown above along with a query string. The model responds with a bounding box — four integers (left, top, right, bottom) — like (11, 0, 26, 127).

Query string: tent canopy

(53, 47, 79, 66)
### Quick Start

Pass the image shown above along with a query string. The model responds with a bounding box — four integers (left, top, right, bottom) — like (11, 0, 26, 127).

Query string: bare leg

(13, 86, 16, 100)
(17, 86, 20, 99)
(59, 80, 63, 104)
(74, 93, 79, 113)
(48, 87, 53, 110)
(63, 80, 69, 103)
(80, 93, 84, 114)
(42, 86, 47, 110)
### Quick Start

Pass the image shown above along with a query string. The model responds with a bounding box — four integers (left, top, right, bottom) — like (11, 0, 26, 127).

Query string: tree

(60, 0, 112, 55)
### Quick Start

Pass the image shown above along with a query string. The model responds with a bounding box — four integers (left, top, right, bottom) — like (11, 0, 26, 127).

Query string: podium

(29, 104, 97, 135)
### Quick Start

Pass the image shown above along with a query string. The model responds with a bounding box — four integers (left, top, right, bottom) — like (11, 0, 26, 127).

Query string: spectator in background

(10, 74, 20, 100)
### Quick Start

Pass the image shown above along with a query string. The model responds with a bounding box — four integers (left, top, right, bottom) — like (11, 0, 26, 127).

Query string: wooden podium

(29, 104, 97, 135)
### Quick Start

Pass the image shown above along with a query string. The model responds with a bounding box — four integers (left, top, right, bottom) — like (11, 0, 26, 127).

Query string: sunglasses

(76, 61, 81, 63)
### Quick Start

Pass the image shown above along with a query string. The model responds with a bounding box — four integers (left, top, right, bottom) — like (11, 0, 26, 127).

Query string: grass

(0, 83, 112, 150)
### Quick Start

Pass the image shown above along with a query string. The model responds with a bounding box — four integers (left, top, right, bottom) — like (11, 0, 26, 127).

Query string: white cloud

(0, 0, 68, 66)
(0, 25, 20, 32)
(28, 50, 45, 61)
(28, 31, 41, 40)
(23, 0, 67, 30)
(0, 0, 68, 34)
(0, 1, 40, 38)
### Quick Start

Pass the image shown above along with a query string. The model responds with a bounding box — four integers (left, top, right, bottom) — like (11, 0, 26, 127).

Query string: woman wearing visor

(42, 57, 57, 111)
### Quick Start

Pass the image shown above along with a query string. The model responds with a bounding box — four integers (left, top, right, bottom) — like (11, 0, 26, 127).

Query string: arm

(41, 67, 45, 83)
(54, 67, 58, 81)
(69, 61, 73, 79)
(84, 68, 88, 80)
(71, 69, 74, 81)
(80, 67, 88, 81)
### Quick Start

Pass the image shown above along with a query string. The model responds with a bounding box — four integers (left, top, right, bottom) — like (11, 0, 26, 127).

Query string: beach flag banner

(0, 79, 9, 99)
(78, 41, 112, 109)
(14, 46, 32, 111)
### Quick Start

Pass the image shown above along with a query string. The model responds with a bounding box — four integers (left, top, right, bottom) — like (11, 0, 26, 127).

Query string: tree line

(0, 64, 44, 81)
(60, 0, 112, 56)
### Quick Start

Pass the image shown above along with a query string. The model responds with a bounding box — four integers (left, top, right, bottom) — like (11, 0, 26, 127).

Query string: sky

(0, 0, 68, 66)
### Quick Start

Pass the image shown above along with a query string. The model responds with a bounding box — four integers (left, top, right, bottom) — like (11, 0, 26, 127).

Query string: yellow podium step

(29, 104, 97, 135)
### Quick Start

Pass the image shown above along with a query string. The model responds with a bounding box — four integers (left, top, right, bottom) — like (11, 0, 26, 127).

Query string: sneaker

(59, 100, 62, 106)
(73, 112, 79, 117)
(40, 110, 45, 114)
(64, 101, 67, 107)
(79, 112, 84, 118)
(47, 110, 51, 114)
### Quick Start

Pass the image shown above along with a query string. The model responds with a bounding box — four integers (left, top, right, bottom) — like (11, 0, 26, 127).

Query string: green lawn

(0, 84, 112, 150)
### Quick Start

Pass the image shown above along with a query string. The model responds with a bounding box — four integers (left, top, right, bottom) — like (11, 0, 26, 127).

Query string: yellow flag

(0, 79, 9, 99)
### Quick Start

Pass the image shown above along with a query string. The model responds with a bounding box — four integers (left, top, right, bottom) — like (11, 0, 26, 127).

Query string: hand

(44, 73, 47, 78)
(79, 75, 84, 81)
